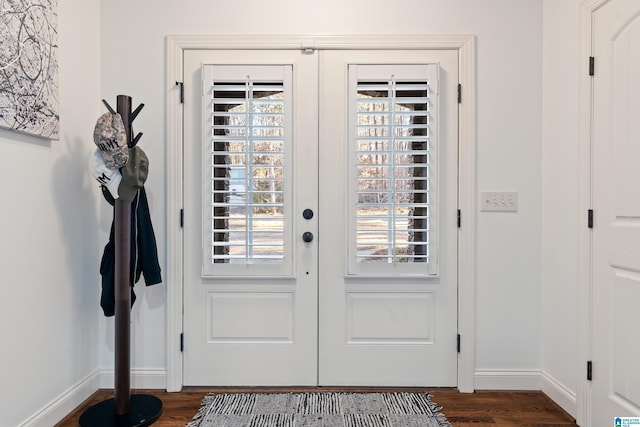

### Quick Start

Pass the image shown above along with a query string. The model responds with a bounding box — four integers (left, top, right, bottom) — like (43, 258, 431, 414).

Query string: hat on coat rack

(93, 112, 129, 169)
(118, 146, 149, 202)
(89, 149, 122, 199)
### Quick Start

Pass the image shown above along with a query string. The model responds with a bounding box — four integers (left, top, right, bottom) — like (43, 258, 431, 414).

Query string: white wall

(540, 0, 581, 417)
(98, 0, 544, 389)
(0, 1, 102, 426)
(0, 0, 592, 423)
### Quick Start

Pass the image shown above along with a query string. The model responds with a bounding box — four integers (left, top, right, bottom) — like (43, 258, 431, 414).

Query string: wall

(0, 1, 102, 426)
(540, 0, 581, 418)
(98, 0, 544, 390)
(0, 1, 590, 423)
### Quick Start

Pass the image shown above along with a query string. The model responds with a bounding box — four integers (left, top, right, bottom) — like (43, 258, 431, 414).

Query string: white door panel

(591, 0, 640, 423)
(183, 50, 318, 385)
(318, 50, 459, 386)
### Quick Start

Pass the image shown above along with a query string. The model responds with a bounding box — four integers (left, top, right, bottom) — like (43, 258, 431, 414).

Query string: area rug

(186, 392, 452, 427)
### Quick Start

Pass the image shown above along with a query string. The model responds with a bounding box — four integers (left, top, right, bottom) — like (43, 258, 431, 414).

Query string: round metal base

(79, 394, 162, 427)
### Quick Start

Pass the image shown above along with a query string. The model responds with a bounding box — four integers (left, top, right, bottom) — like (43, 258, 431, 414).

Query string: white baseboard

(474, 369, 542, 390)
(18, 369, 167, 427)
(22, 368, 570, 426)
(99, 368, 167, 389)
(540, 370, 577, 419)
(18, 370, 100, 427)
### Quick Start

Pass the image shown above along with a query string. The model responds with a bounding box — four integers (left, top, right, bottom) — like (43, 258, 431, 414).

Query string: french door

(182, 47, 459, 386)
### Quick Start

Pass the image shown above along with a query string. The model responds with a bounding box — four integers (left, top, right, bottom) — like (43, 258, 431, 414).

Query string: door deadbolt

(303, 209, 314, 220)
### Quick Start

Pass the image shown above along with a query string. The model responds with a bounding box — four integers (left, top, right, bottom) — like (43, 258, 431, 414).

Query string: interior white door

(318, 50, 459, 386)
(183, 50, 319, 385)
(591, 0, 640, 423)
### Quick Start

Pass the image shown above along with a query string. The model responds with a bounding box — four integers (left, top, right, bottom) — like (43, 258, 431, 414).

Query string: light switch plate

(480, 192, 518, 212)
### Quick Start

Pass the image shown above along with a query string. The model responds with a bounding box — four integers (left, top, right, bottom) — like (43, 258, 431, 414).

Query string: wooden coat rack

(80, 95, 162, 427)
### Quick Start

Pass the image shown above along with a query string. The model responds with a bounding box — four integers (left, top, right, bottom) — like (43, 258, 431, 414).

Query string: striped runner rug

(186, 392, 452, 427)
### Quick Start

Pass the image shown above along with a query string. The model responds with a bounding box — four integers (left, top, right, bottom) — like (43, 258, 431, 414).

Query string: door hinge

(176, 81, 184, 103)
(589, 57, 595, 76)
(457, 334, 461, 353)
(457, 209, 461, 228)
(180, 333, 184, 352)
(457, 84, 462, 104)
(180, 209, 184, 228)
(587, 360, 592, 380)
(588, 209, 593, 229)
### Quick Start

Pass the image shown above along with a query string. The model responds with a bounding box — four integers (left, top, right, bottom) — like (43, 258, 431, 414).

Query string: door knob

(302, 232, 314, 243)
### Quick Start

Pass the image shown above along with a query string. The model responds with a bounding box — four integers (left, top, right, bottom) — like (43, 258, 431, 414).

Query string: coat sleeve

(135, 187, 162, 286)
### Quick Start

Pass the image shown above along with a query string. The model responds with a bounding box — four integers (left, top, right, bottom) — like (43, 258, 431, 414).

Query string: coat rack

(80, 95, 162, 427)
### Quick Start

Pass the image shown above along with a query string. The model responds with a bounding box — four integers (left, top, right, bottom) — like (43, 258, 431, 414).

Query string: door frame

(578, 3, 599, 425)
(165, 34, 476, 393)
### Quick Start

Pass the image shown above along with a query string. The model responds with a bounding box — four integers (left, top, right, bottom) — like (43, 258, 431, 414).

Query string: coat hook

(130, 103, 145, 123)
(102, 99, 116, 115)
(132, 132, 143, 147)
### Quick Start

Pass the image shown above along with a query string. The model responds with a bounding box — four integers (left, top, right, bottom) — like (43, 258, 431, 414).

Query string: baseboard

(474, 369, 541, 390)
(99, 368, 167, 389)
(540, 370, 577, 419)
(18, 370, 100, 427)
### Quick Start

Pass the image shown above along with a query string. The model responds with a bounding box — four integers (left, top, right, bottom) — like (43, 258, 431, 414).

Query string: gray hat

(118, 146, 149, 202)
(93, 112, 128, 169)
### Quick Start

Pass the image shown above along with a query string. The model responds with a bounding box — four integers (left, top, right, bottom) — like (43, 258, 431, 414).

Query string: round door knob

(302, 232, 314, 243)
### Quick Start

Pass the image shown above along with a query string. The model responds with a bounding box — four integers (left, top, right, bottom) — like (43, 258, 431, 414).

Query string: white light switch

(480, 192, 518, 212)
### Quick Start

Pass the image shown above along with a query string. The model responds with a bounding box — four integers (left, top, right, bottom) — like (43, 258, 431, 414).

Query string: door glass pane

(348, 65, 438, 276)
(202, 65, 293, 277)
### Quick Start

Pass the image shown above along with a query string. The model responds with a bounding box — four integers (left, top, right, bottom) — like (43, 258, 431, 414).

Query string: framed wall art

(0, 0, 59, 140)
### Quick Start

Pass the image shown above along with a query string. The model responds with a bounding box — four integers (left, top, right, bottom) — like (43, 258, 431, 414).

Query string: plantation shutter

(201, 65, 293, 277)
(347, 64, 439, 276)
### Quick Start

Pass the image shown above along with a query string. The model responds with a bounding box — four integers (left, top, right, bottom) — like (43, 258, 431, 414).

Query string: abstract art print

(0, 0, 58, 140)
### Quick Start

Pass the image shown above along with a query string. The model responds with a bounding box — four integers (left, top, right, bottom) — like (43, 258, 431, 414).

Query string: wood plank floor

(56, 388, 578, 427)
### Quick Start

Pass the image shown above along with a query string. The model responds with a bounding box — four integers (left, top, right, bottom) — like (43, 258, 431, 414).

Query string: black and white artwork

(0, 0, 59, 140)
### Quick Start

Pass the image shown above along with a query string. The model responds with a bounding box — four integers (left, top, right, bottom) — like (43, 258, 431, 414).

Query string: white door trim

(578, 1, 607, 425)
(165, 34, 476, 393)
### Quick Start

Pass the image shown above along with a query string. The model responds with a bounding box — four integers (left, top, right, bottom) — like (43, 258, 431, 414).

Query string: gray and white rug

(186, 392, 452, 427)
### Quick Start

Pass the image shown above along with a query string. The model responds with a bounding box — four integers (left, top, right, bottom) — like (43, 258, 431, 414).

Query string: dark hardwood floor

(56, 388, 578, 427)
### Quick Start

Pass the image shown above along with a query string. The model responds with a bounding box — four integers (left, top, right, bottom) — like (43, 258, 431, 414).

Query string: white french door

(183, 50, 319, 385)
(318, 50, 459, 386)
(182, 47, 459, 386)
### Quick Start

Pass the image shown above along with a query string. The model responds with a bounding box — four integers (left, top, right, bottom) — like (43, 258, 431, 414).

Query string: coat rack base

(79, 394, 162, 427)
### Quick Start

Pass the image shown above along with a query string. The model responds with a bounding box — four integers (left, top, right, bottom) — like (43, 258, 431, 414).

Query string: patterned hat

(93, 112, 128, 169)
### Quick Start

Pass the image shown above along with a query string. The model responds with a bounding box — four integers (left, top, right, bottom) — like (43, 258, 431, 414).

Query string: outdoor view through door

(209, 75, 435, 273)
(182, 48, 459, 387)
(350, 69, 437, 276)
(209, 80, 287, 271)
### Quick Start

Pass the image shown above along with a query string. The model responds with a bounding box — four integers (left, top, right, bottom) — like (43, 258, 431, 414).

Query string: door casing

(165, 34, 476, 392)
